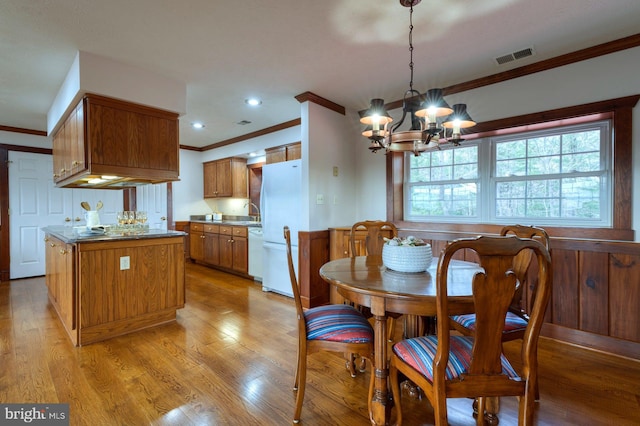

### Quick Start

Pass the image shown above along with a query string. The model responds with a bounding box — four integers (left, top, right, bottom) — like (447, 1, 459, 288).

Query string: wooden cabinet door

(44, 236, 75, 331)
(52, 128, 64, 182)
(203, 232, 219, 265)
(219, 234, 233, 269)
(265, 146, 286, 164)
(286, 143, 301, 161)
(58, 242, 75, 331)
(215, 159, 232, 197)
(70, 102, 86, 177)
(232, 236, 248, 273)
(189, 225, 204, 261)
(203, 161, 217, 198)
(45, 236, 59, 300)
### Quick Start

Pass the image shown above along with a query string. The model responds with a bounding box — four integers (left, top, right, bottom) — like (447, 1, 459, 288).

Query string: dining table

(319, 254, 482, 426)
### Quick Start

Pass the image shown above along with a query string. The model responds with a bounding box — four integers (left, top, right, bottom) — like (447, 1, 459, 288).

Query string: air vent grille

(494, 46, 535, 65)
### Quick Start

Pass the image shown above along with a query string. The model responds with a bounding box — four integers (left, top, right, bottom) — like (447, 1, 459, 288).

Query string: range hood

(52, 94, 181, 189)
(48, 52, 186, 189)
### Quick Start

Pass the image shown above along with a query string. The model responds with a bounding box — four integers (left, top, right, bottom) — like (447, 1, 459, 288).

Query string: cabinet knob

(64, 217, 71, 222)
(60, 168, 65, 173)
(161, 217, 167, 221)
(44, 237, 49, 242)
(53, 173, 59, 178)
(59, 249, 68, 255)
(72, 160, 79, 166)
(75, 217, 81, 222)
(50, 243, 56, 248)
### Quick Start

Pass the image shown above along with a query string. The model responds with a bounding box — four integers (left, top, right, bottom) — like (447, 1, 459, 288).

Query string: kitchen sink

(222, 220, 261, 226)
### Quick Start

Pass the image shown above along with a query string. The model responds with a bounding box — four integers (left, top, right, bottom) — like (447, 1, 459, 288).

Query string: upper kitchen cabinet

(265, 142, 301, 164)
(203, 157, 248, 198)
(52, 101, 85, 183)
(51, 94, 180, 189)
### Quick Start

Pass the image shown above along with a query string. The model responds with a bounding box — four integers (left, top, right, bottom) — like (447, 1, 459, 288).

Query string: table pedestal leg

(370, 314, 391, 425)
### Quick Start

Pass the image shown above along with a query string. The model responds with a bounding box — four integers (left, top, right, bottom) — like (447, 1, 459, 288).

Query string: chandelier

(360, 0, 476, 155)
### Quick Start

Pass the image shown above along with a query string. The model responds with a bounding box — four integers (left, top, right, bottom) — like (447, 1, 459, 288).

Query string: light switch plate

(316, 194, 324, 204)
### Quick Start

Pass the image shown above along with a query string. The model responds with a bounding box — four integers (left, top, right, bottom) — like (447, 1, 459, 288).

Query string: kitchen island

(43, 226, 186, 346)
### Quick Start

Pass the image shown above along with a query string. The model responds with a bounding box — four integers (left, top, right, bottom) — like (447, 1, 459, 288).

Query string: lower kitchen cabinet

(189, 223, 205, 261)
(189, 222, 248, 276)
(219, 225, 248, 274)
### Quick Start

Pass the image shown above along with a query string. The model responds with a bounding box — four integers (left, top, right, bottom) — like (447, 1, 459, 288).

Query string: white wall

(0, 131, 50, 149)
(171, 125, 302, 222)
(303, 101, 359, 232)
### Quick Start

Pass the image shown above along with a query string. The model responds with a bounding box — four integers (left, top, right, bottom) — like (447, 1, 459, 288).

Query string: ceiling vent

(494, 47, 535, 65)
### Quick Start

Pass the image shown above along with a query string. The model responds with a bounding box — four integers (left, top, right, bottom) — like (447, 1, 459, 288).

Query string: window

(405, 120, 612, 227)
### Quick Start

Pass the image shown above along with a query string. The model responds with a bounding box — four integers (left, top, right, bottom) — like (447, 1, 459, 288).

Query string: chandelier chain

(408, 3, 414, 93)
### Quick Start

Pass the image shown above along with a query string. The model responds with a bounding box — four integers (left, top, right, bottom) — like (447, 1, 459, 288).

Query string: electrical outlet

(120, 256, 130, 270)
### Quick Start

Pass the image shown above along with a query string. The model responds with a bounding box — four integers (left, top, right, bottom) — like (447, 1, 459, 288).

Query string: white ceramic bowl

(382, 244, 433, 273)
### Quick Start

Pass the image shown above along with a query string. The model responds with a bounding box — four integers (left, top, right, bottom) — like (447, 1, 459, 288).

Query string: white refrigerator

(260, 159, 302, 297)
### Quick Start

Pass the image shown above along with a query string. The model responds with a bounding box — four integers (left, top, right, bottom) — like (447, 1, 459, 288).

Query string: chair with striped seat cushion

(284, 226, 375, 424)
(392, 335, 519, 383)
(451, 311, 529, 335)
(305, 304, 374, 343)
(450, 225, 550, 343)
(389, 235, 552, 425)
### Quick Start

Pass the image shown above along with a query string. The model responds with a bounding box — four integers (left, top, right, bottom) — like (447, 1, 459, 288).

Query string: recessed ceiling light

(245, 98, 262, 106)
(191, 122, 205, 129)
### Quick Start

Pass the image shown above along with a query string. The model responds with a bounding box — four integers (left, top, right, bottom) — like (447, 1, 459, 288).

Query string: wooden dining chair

(349, 220, 403, 342)
(284, 226, 375, 424)
(349, 220, 398, 258)
(449, 225, 550, 343)
(389, 235, 552, 425)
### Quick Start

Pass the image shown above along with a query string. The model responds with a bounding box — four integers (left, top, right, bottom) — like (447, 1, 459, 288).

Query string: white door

(8, 152, 124, 279)
(136, 183, 167, 230)
(8, 152, 71, 278)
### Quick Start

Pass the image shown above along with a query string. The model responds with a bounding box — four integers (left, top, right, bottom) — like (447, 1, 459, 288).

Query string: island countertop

(42, 225, 186, 244)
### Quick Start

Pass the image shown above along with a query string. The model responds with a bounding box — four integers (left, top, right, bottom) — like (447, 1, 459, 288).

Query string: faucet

(244, 201, 261, 222)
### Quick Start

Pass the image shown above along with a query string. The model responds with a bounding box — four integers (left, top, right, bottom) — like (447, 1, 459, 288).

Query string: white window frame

(404, 120, 613, 227)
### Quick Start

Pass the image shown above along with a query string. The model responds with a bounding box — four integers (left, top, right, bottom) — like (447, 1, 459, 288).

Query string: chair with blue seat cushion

(284, 226, 375, 424)
(389, 235, 552, 425)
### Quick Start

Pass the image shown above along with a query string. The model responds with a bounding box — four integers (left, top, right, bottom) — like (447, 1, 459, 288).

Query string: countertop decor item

(382, 236, 432, 273)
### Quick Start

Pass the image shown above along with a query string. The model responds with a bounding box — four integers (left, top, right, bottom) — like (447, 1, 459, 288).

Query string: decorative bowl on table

(382, 236, 432, 273)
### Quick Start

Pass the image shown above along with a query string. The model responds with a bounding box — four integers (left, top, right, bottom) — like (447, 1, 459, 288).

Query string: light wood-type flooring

(1, 262, 638, 425)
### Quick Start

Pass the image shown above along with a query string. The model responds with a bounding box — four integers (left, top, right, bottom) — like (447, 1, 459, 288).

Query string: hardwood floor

(1, 262, 638, 425)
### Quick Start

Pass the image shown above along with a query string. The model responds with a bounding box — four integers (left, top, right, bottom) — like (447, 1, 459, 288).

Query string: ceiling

(2, 0, 640, 150)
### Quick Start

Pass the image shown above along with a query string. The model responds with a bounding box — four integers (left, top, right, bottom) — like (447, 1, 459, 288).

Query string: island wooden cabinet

(45, 235, 76, 336)
(44, 229, 185, 346)
(203, 157, 248, 198)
